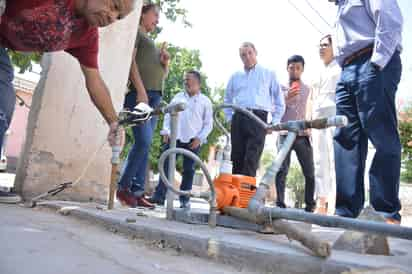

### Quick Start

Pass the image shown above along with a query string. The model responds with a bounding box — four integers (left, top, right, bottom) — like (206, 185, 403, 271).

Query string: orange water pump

(212, 132, 257, 211)
(213, 173, 256, 211)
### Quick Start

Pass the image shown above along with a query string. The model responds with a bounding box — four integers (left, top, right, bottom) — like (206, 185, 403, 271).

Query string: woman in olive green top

(118, 3, 169, 208)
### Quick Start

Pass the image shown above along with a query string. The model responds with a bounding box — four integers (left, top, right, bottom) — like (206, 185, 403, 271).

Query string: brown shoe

(385, 218, 401, 225)
(135, 196, 155, 209)
(116, 189, 137, 208)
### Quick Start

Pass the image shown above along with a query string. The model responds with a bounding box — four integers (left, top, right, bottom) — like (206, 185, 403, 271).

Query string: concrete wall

(14, 5, 142, 203)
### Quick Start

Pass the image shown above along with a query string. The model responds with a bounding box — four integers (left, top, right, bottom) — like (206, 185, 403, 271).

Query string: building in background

(5, 76, 36, 171)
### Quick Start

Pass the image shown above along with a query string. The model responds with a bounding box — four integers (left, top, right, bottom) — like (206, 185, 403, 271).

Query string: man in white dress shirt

(149, 70, 213, 208)
(310, 35, 341, 214)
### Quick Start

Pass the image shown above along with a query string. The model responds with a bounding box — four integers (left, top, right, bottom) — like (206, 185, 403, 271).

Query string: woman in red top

(0, 0, 137, 203)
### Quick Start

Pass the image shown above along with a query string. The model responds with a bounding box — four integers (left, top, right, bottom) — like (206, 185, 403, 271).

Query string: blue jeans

(0, 47, 16, 153)
(118, 90, 162, 197)
(334, 51, 402, 221)
(153, 141, 200, 205)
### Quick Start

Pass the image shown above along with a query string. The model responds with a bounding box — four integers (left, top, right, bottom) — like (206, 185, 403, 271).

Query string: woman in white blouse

(310, 35, 341, 214)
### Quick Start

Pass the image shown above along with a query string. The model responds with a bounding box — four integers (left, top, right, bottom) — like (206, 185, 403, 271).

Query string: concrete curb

(38, 202, 412, 274)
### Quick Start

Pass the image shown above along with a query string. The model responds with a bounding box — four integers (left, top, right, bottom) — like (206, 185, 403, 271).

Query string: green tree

(260, 150, 275, 171)
(286, 163, 306, 208)
(399, 104, 412, 183)
(121, 44, 226, 173)
(150, 0, 191, 38)
(145, 44, 225, 172)
(7, 50, 41, 73)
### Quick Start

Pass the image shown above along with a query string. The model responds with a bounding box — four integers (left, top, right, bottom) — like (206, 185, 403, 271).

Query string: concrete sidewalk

(24, 200, 412, 274)
(1, 204, 250, 274)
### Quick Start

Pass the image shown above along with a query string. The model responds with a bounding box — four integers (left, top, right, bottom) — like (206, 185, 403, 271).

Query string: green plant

(260, 150, 274, 171)
(120, 44, 227, 173)
(286, 163, 305, 208)
(7, 50, 41, 73)
(399, 105, 412, 183)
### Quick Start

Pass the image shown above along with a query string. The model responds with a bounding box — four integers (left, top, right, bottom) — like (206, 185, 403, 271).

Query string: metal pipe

(213, 104, 268, 164)
(270, 115, 348, 132)
(108, 128, 122, 210)
(213, 107, 230, 146)
(245, 117, 412, 240)
(215, 104, 269, 131)
(166, 112, 178, 220)
(158, 101, 186, 114)
(158, 148, 217, 227)
(263, 207, 412, 241)
(161, 101, 187, 220)
(249, 115, 346, 217)
(108, 144, 121, 210)
(248, 132, 297, 216)
(223, 207, 331, 258)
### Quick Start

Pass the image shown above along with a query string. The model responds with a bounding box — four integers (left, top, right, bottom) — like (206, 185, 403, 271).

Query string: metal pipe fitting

(263, 207, 412, 241)
(158, 101, 187, 114)
(269, 115, 348, 132)
(215, 104, 269, 131)
(158, 148, 217, 227)
(248, 132, 296, 215)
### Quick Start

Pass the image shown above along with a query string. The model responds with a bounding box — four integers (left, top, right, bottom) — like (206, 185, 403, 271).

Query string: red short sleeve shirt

(0, 0, 99, 68)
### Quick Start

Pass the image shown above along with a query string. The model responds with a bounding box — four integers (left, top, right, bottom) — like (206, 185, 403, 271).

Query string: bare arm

(129, 48, 148, 103)
(160, 42, 170, 75)
(81, 65, 117, 124)
(80, 65, 125, 146)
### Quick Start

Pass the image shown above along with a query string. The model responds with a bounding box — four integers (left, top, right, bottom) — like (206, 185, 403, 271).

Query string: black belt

(244, 108, 268, 116)
(343, 45, 373, 66)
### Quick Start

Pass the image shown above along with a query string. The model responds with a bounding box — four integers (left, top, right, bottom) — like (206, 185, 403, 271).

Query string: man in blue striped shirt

(331, 0, 403, 224)
(224, 42, 285, 177)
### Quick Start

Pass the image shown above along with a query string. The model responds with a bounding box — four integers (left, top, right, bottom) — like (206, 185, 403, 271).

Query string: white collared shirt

(311, 60, 341, 112)
(161, 91, 213, 144)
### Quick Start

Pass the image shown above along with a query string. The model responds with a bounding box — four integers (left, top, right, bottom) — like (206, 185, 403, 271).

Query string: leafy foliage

(6, 50, 41, 73)
(121, 43, 227, 173)
(260, 150, 275, 171)
(399, 105, 412, 183)
(152, 0, 191, 30)
(286, 163, 306, 208)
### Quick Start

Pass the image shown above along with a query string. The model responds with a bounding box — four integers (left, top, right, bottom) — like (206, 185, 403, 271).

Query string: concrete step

(36, 201, 412, 274)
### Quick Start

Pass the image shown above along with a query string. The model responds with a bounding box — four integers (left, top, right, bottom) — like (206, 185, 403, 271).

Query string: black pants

(231, 110, 267, 177)
(275, 135, 316, 211)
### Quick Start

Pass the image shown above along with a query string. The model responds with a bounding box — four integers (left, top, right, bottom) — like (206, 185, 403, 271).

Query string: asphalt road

(0, 204, 253, 274)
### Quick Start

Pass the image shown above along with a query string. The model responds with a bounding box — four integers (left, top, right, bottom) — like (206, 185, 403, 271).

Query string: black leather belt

(245, 108, 268, 116)
(343, 45, 373, 66)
